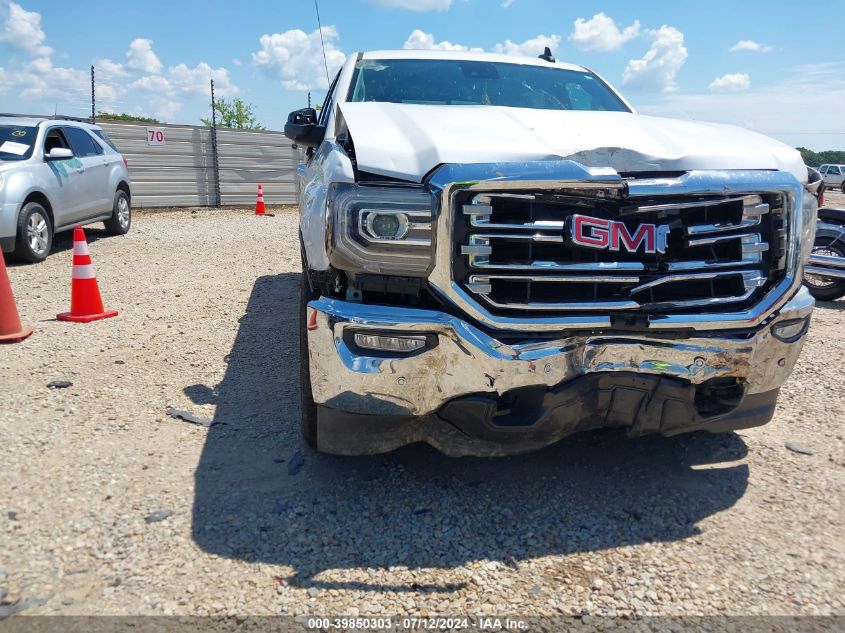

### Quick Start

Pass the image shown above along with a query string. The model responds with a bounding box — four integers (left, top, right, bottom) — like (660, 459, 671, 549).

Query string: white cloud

(169, 62, 237, 96)
(0, 2, 51, 57)
(0, 4, 238, 122)
(370, 0, 451, 11)
(493, 34, 560, 58)
(402, 29, 483, 52)
(95, 58, 128, 81)
(149, 99, 182, 121)
(637, 63, 845, 151)
(126, 38, 162, 74)
(129, 63, 237, 100)
(129, 74, 170, 94)
(253, 26, 346, 91)
(730, 40, 773, 53)
(402, 30, 557, 56)
(569, 12, 640, 52)
(6, 56, 108, 111)
(708, 72, 750, 92)
(501, 0, 516, 7)
(623, 25, 687, 92)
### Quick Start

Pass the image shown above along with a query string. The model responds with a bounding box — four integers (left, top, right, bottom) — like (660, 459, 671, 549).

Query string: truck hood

(337, 103, 807, 184)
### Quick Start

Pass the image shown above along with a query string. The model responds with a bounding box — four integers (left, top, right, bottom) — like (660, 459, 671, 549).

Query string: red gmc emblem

(568, 214, 669, 254)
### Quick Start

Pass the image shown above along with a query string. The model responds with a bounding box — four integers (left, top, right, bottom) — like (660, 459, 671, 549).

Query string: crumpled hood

(338, 102, 807, 184)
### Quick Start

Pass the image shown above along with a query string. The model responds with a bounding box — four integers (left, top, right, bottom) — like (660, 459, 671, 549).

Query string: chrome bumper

(306, 286, 814, 417)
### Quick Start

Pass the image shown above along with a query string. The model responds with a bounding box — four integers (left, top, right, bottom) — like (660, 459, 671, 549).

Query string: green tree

(201, 99, 264, 129)
(797, 147, 845, 168)
(97, 112, 160, 123)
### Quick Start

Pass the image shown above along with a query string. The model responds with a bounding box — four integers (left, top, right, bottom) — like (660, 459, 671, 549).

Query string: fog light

(354, 332, 427, 353)
(364, 212, 409, 240)
(772, 318, 809, 342)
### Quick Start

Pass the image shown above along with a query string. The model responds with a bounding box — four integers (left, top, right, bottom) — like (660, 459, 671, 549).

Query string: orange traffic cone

(57, 227, 118, 323)
(0, 254, 33, 343)
(255, 184, 266, 215)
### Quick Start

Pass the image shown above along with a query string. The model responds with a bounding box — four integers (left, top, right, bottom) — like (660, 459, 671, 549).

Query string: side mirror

(284, 108, 325, 148)
(45, 147, 73, 161)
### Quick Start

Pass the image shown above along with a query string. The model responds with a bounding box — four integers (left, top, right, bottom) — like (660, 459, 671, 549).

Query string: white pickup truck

(286, 49, 821, 456)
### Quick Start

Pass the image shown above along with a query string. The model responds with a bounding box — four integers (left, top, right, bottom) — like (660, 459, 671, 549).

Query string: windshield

(347, 59, 630, 112)
(0, 125, 37, 161)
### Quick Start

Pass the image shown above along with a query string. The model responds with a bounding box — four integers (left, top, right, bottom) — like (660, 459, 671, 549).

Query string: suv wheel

(13, 202, 52, 263)
(841, 182, 845, 194)
(104, 190, 131, 235)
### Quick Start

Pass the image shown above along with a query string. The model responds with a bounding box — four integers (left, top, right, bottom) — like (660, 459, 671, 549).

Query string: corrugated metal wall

(97, 121, 298, 208)
(216, 128, 298, 206)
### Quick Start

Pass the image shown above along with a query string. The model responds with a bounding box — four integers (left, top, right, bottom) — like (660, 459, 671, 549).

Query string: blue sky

(1, 0, 843, 150)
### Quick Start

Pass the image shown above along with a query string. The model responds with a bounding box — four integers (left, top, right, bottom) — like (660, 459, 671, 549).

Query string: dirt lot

(824, 189, 845, 208)
(1, 207, 843, 618)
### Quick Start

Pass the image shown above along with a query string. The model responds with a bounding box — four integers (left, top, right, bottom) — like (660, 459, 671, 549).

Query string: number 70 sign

(146, 127, 165, 145)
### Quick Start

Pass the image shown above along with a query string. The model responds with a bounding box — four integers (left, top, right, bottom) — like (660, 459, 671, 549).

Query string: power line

(314, 0, 331, 88)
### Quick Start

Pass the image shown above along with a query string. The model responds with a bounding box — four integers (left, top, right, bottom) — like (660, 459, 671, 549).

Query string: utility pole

(90, 65, 95, 123)
(308, 92, 311, 108)
(209, 79, 221, 208)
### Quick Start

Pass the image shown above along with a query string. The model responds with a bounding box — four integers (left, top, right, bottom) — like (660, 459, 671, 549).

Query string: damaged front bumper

(305, 286, 814, 456)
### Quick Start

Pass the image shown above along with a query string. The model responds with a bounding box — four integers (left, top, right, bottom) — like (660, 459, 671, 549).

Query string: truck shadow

(191, 273, 749, 592)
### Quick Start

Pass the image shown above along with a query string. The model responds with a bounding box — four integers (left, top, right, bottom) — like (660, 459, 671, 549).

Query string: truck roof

(359, 49, 588, 72)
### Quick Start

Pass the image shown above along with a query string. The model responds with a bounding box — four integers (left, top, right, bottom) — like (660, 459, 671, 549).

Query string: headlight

(327, 183, 435, 276)
(799, 187, 818, 268)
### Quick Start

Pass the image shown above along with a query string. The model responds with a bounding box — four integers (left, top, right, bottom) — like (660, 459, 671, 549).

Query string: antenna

(313, 0, 331, 87)
(90, 65, 96, 123)
(538, 46, 555, 63)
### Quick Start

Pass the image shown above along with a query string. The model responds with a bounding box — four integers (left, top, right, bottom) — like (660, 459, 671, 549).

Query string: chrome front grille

(454, 190, 786, 314)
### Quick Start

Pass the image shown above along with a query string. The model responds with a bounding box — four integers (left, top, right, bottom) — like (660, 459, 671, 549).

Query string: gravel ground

(1, 207, 843, 618)
(823, 189, 845, 208)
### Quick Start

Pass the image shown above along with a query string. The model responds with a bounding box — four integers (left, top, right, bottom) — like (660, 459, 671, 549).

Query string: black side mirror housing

(284, 108, 325, 148)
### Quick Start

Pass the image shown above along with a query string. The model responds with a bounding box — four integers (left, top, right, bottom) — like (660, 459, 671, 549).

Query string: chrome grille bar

(466, 271, 765, 312)
(455, 185, 780, 316)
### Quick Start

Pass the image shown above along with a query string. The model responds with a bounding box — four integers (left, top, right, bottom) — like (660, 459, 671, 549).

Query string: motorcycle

(804, 206, 845, 301)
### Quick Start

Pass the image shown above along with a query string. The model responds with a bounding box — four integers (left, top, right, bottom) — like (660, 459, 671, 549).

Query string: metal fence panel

(97, 121, 298, 208)
(216, 128, 298, 205)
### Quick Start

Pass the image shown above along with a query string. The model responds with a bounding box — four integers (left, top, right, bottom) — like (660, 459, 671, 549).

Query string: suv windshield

(348, 59, 630, 112)
(0, 125, 37, 161)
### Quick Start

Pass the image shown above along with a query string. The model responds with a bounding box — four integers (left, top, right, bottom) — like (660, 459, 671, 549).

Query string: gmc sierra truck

(285, 49, 822, 456)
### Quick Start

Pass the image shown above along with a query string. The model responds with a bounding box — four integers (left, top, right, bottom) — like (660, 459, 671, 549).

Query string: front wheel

(840, 182, 845, 194)
(13, 202, 53, 263)
(104, 190, 131, 235)
(804, 237, 845, 301)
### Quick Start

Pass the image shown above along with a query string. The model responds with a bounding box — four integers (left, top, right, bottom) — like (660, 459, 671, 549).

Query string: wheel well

(21, 192, 54, 228)
(117, 181, 131, 200)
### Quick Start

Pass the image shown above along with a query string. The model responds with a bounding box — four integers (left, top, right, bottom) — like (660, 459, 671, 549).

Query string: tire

(104, 189, 131, 235)
(841, 182, 845, 194)
(299, 263, 319, 449)
(804, 237, 845, 301)
(13, 202, 52, 263)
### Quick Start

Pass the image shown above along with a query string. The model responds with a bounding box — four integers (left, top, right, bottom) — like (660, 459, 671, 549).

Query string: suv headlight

(327, 183, 435, 276)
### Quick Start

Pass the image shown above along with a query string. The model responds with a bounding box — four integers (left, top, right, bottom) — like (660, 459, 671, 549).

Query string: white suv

(0, 115, 131, 263)
(820, 164, 845, 192)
